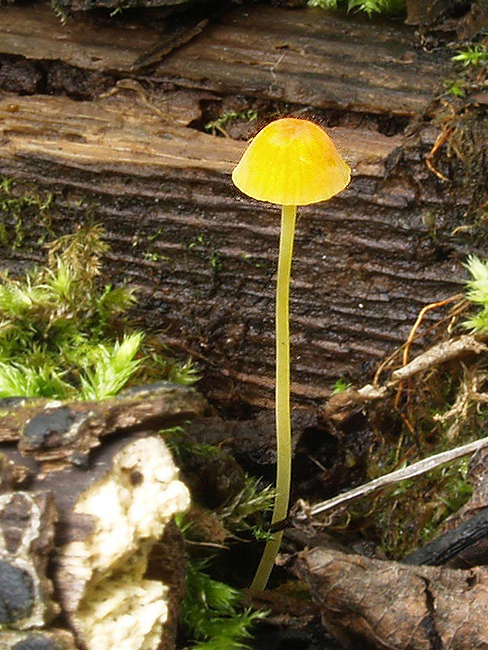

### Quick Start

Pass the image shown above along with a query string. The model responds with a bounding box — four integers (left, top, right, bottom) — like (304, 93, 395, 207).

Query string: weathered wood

(406, 0, 488, 39)
(0, 3, 478, 411)
(0, 4, 447, 114)
(0, 382, 208, 460)
(0, 492, 58, 630)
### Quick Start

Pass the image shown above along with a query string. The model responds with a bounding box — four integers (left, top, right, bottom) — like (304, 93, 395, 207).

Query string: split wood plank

(0, 91, 400, 176)
(0, 3, 448, 115)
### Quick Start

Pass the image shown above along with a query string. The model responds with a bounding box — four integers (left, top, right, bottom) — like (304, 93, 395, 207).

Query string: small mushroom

(232, 117, 350, 591)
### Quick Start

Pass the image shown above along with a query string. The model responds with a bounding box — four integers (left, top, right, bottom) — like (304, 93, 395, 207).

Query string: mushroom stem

(250, 203, 296, 592)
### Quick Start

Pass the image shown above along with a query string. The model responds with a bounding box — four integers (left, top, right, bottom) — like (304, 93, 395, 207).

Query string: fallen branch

(325, 334, 487, 424)
(391, 334, 487, 382)
(272, 433, 488, 531)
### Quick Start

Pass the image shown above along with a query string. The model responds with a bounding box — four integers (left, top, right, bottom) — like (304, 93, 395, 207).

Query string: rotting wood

(0, 4, 479, 411)
(0, 382, 208, 457)
(0, 4, 448, 115)
(0, 383, 205, 650)
(406, 0, 488, 39)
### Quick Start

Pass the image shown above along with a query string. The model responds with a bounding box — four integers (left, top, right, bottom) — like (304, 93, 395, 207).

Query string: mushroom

(232, 117, 351, 591)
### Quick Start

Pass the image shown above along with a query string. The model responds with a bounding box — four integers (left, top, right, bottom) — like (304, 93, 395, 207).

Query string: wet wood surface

(0, 2, 475, 410)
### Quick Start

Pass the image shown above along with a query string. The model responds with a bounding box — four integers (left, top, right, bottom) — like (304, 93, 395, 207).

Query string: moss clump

(180, 562, 266, 650)
(205, 110, 259, 137)
(0, 224, 198, 400)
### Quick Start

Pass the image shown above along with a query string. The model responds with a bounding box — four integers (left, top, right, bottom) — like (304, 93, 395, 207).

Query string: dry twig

(272, 433, 488, 531)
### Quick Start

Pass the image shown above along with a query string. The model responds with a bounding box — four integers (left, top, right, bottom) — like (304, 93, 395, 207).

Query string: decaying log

(0, 383, 207, 650)
(0, 381, 208, 463)
(0, 3, 471, 410)
(0, 4, 446, 114)
(295, 546, 488, 650)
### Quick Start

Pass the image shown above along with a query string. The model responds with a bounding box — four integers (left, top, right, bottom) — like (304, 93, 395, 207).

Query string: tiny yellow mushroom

(232, 117, 350, 591)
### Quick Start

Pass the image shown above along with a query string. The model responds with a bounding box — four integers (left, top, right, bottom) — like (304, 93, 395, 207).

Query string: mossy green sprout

(307, 0, 405, 15)
(462, 255, 488, 333)
(232, 117, 350, 590)
(452, 44, 488, 68)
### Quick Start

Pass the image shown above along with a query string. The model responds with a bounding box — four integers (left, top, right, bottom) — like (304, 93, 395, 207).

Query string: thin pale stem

(250, 204, 296, 592)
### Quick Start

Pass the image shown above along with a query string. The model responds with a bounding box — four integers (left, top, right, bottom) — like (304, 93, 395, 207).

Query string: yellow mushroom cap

(232, 117, 351, 206)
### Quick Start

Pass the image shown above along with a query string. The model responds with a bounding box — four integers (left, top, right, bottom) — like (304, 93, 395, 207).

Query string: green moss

(0, 224, 198, 400)
(462, 255, 488, 332)
(364, 455, 472, 558)
(205, 110, 259, 137)
(332, 378, 352, 394)
(452, 44, 488, 68)
(307, 0, 405, 15)
(0, 178, 55, 250)
(180, 563, 266, 650)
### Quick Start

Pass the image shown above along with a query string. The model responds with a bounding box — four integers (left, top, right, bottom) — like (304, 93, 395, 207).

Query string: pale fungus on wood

(0, 384, 206, 650)
(56, 436, 190, 650)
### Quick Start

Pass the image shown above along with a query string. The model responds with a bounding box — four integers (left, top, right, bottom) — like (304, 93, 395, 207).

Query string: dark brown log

(0, 3, 478, 414)
(295, 546, 488, 650)
(0, 383, 208, 475)
(0, 4, 446, 113)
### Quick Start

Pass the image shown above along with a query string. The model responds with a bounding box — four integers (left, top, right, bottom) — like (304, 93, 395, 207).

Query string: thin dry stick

(306, 434, 488, 520)
(269, 434, 488, 531)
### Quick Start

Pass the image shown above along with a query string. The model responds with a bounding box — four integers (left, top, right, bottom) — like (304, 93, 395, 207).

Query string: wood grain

(0, 4, 474, 409)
